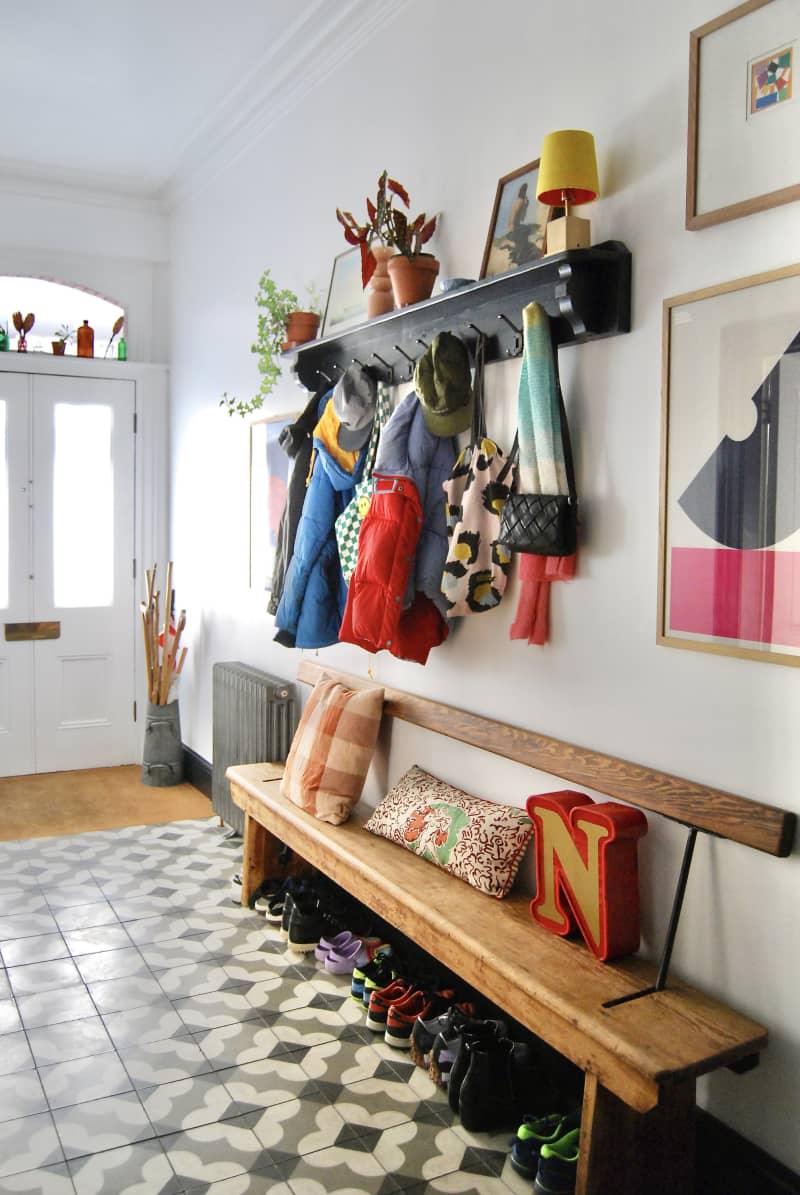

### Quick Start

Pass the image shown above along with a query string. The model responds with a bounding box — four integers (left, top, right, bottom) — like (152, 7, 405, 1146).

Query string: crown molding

(0, 159, 167, 215)
(162, 0, 414, 208)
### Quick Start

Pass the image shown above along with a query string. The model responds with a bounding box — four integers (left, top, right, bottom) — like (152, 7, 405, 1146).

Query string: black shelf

(283, 240, 631, 390)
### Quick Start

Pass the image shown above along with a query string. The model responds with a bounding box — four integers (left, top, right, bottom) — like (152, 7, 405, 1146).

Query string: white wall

(168, 0, 800, 1170)
(0, 179, 170, 361)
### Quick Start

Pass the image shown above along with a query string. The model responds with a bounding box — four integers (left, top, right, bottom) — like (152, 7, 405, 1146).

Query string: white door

(0, 371, 137, 776)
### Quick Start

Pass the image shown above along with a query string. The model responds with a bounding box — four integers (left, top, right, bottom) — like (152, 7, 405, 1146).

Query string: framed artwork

(249, 412, 298, 592)
(658, 262, 800, 665)
(480, 160, 551, 279)
(686, 0, 799, 230)
(321, 247, 368, 337)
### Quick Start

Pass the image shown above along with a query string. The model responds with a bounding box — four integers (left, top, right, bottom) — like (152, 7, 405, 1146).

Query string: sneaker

(385, 988, 455, 1050)
(354, 952, 396, 1007)
(409, 1002, 476, 1070)
(534, 1127, 580, 1195)
(447, 1019, 508, 1114)
(365, 979, 413, 1032)
(252, 879, 282, 914)
(428, 1008, 489, 1088)
(266, 877, 308, 926)
(286, 895, 329, 953)
(229, 873, 243, 905)
(510, 1111, 581, 1180)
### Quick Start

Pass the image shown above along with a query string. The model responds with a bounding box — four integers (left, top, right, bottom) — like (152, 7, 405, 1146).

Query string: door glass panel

(53, 403, 113, 607)
(0, 401, 7, 609)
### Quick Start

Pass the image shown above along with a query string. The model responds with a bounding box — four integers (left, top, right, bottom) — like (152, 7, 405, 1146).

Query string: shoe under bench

(226, 658, 795, 1195)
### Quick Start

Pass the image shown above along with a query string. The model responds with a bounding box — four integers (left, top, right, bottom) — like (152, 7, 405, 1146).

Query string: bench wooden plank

(228, 762, 767, 1115)
(296, 660, 796, 857)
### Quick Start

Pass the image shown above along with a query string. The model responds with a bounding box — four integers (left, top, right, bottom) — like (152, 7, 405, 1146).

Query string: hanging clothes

(509, 302, 577, 645)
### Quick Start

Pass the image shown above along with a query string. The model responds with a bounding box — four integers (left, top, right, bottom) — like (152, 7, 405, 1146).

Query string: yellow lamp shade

(537, 130, 599, 206)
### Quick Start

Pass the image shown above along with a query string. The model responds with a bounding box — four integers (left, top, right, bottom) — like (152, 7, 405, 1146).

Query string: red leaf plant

(336, 170, 437, 289)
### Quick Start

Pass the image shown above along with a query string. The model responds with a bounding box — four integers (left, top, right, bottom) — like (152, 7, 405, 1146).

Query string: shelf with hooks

(283, 240, 631, 390)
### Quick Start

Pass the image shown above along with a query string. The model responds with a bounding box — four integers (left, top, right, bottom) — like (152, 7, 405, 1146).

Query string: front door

(0, 370, 137, 776)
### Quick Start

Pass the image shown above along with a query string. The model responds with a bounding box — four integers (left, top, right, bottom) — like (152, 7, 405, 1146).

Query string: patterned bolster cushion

(363, 765, 533, 898)
(280, 677, 384, 825)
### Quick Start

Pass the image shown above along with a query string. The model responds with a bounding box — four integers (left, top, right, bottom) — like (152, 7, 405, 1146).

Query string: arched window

(0, 277, 125, 357)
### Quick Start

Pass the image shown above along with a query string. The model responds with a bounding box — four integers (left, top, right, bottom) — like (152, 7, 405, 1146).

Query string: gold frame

(658, 261, 800, 666)
(686, 0, 800, 229)
(479, 159, 551, 279)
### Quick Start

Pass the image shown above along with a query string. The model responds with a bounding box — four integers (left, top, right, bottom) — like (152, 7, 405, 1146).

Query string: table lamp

(537, 130, 600, 254)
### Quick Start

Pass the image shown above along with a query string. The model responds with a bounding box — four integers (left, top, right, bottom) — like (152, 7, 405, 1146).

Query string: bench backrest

(297, 659, 795, 858)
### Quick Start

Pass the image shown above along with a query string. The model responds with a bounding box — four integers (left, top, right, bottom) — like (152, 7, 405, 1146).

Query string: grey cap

(332, 364, 377, 451)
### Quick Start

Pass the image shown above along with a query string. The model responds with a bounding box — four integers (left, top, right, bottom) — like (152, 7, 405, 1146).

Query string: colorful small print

(749, 45, 793, 114)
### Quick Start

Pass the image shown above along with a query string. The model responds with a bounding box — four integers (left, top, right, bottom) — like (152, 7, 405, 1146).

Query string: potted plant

(0, 322, 8, 352)
(220, 270, 298, 417)
(51, 324, 74, 355)
(336, 171, 438, 312)
(284, 282, 322, 349)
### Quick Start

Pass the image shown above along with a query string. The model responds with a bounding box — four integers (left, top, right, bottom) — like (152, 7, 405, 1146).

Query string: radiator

(212, 662, 296, 833)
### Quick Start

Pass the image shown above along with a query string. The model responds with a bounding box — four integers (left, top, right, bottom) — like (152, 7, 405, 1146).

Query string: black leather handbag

(497, 327, 578, 558)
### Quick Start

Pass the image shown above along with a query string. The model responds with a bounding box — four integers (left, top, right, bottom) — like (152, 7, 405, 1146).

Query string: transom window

(0, 277, 125, 357)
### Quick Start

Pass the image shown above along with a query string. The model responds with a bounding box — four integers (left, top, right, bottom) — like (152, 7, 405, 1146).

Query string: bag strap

(548, 321, 577, 504)
(470, 333, 487, 444)
(361, 381, 392, 481)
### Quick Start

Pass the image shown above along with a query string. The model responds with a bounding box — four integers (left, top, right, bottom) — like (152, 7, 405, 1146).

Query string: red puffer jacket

(339, 475, 448, 665)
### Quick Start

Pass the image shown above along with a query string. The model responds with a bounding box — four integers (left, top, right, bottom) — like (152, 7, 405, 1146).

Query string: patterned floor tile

(113, 896, 189, 922)
(7, 958, 82, 997)
(46, 883, 107, 909)
(139, 937, 217, 969)
(248, 1098, 352, 1160)
(68, 1139, 183, 1195)
(202, 927, 272, 960)
(194, 1170, 293, 1194)
(0, 972, 9, 1000)
(16, 985, 97, 1030)
(194, 1022, 281, 1071)
(0, 1161, 76, 1193)
(285, 1146, 392, 1193)
(0, 999, 22, 1036)
(0, 1072, 48, 1123)
(118, 1035, 214, 1091)
(156, 962, 241, 1000)
(51, 1091, 154, 1160)
(27, 1015, 114, 1067)
(0, 912, 60, 942)
(222, 955, 287, 987)
(103, 1001, 187, 1050)
(87, 974, 166, 1014)
(333, 1077, 433, 1132)
(160, 1113, 275, 1189)
(141, 1073, 236, 1134)
(0, 932, 69, 968)
(61, 925, 133, 957)
(39, 1052, 133, 1110)
(0, 1111, 64, 1178)
(53, 902, 119, 933)
(0, 1030, 34, 1076)
(301, 1038, 384, 1087)
(372, 1121, 469, 1184)
(215, 1057, 311, 1113)
(73, 946, 151, 984)
(172, 988, 265, 1032)
(124, 914, 198, 945)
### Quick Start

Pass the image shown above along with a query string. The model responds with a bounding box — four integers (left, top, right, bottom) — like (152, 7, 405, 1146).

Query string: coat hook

(372, 352, 394, 383)
(351, 357, 367, 369)
(416, 337, 429, 349)
(316, 369, 333, 384)
(497, 312, 523, 356)
(393, 344, 416, 379)
(465, 322, 484, 337)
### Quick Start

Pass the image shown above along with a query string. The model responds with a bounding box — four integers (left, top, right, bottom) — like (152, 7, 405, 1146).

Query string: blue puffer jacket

(373, 391, 456, 618)
(274, 404, 364, 649)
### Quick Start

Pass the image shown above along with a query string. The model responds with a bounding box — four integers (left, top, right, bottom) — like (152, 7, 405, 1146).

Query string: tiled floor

(0, 817, 533, 1195)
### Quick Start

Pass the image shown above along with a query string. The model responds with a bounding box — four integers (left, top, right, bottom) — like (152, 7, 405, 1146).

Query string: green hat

(414, 332, 473, 437)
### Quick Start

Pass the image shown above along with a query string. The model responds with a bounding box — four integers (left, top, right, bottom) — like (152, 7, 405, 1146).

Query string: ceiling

(0, 0, 399, 207)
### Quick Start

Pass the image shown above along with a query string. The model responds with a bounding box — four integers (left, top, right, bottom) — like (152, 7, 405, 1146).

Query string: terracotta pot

(387, 254, 440, 308)
(366, 245, 396, 319)
(52, 341, 66, 355)
(283, 310, 320, 350)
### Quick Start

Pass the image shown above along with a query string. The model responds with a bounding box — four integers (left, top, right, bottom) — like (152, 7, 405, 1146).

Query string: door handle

(4, 622, 61, 641)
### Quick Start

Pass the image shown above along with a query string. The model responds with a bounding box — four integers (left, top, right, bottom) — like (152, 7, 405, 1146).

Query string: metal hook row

(315, 313, 524, 385)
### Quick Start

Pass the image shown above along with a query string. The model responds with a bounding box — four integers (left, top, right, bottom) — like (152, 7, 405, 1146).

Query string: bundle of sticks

(141, 562, 187, 706)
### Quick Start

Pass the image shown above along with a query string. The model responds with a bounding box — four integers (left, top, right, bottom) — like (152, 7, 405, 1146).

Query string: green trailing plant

(220, 270, 298, 418)
(337, 170, 437, 287)
(54, 324, 75, 345)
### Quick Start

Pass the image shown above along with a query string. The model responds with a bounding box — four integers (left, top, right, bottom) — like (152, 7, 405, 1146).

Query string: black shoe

(447, 1018, 508, 1114)
(286, 895, 329, 953)
(459, 1033, 517, 1133)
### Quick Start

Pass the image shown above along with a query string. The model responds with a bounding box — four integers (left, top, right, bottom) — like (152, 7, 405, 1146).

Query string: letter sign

(526, 790, 648, 961)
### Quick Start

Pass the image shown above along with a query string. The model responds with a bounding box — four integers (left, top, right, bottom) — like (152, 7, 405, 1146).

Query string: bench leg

(241, 813, 268, 906)
(577, 1073, 695, 1195)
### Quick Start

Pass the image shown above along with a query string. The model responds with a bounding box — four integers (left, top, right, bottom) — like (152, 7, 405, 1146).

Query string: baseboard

(696, 1110, 800, 1193)
(182, 747, 212, 799)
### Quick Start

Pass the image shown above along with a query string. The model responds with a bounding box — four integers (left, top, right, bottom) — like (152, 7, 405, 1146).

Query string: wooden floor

(0, 765, 212, 841)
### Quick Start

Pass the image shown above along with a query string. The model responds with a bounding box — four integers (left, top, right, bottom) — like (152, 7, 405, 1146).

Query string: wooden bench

(227, 659, 795, 1195)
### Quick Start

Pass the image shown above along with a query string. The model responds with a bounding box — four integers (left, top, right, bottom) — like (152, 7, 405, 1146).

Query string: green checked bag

(336, 381, 392, 583)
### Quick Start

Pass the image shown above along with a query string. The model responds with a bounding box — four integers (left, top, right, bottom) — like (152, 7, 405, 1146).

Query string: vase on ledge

(366, 245, 395, 319)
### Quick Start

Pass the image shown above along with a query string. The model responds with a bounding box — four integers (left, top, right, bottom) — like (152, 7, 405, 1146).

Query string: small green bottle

(117, 336, 127, 361)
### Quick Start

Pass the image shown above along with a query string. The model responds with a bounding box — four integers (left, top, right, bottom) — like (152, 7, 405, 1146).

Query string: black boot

(458, 1033, 517, 1133)
(447, 1019, 507, 1115)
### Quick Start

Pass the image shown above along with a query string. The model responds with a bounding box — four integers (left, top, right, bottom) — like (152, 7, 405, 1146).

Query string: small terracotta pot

(52, 341, 66, 355)
(387, 254, 440, 308)
(366, 245, 396, 319)
(283, 310, 320, 350)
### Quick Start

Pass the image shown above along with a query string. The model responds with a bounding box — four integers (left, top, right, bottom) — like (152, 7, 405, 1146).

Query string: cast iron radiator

(212, 661, 296, 834)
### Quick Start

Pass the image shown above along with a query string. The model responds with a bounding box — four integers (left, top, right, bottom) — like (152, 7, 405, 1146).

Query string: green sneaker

(350, 947, 394, 1004)
(534, 1127, 581, 1195)
(510, 1111, 580, 1180)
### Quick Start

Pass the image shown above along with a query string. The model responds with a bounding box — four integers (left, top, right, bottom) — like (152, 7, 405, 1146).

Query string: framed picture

(686, 0, 799, 230)
(658, 262, 800, 665)
(321, 247, 368, 337)
(249, 412, 298, 592)
(480, 160, 551, 279)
